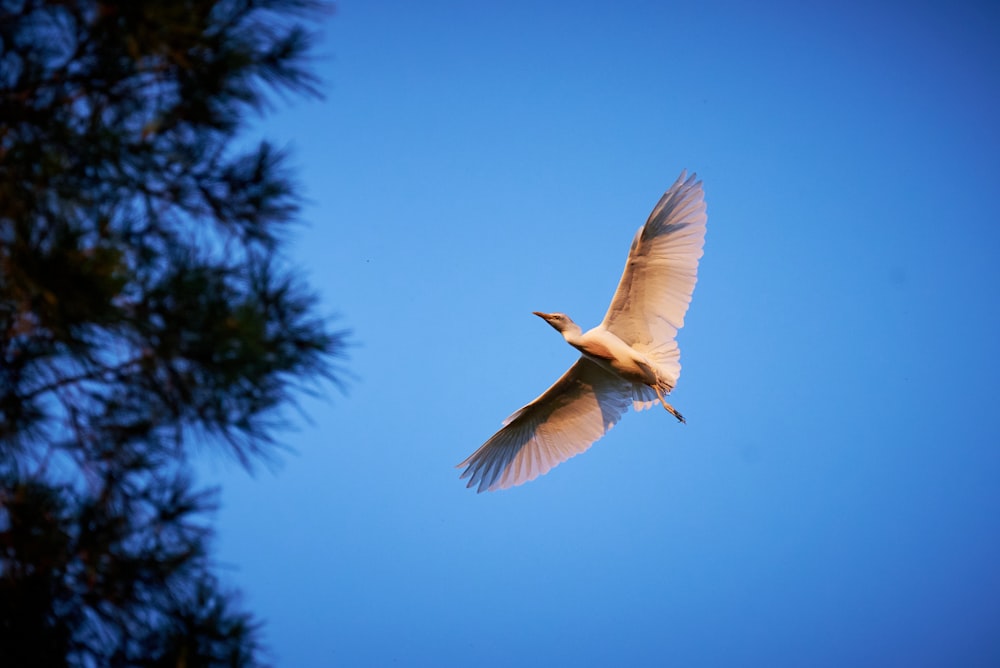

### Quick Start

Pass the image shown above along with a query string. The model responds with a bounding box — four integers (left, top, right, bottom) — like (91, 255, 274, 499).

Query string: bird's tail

(631, 374, 676, 413)
(638, 340, 681, 387)
(631, 383, 658, 411)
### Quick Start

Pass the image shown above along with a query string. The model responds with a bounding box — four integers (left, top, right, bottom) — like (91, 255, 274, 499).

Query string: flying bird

(458, 171, 708, 493)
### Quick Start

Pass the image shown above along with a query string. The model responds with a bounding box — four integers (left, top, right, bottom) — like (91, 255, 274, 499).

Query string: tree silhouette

(0, 1, 343, 665)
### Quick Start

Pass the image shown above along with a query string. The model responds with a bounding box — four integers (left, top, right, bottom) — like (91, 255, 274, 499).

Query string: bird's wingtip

(677, 168, 700, 186)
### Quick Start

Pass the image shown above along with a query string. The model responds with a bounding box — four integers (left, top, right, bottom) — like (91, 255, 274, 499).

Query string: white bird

(457, 170, 707, 493)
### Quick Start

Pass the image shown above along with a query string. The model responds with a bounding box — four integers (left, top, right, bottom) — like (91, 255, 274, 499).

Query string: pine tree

(0, 2, 343, 664)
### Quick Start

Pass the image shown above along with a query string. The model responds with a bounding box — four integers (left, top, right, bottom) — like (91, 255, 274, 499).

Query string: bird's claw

(663, 401, 685, 423)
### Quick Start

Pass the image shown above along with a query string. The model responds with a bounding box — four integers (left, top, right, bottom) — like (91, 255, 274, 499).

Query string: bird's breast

(573, 329, 657, 386)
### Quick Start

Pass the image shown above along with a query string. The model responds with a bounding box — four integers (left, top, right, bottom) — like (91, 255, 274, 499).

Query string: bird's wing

(600, 170, 707, 385)
(457, 358, 632, 493)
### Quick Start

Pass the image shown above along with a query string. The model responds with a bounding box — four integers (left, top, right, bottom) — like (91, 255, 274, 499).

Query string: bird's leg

(662, 401, 685, 423)
(663, 402, 685, 423)
(653, 386, 686, 423)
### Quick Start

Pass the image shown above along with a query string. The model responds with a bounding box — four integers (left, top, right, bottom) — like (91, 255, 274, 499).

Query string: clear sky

(202, 1, 1000, 665)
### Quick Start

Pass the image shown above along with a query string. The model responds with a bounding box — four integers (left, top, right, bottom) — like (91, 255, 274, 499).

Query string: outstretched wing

(600, 170, 707, 385)
(457, 358, 632, 493)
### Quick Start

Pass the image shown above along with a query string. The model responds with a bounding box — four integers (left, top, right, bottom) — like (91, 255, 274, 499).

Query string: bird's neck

(559, 324, 584, 345)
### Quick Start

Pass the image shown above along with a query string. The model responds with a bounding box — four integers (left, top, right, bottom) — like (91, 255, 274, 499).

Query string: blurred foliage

(0, 1, 343, 665)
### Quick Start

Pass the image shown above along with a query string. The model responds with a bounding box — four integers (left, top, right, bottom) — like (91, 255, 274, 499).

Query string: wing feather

(457, 358, 632, 493)
(600, 171, 708, 385)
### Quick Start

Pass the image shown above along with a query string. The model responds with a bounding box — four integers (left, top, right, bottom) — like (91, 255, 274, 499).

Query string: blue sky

(202, 1, 1000, 665)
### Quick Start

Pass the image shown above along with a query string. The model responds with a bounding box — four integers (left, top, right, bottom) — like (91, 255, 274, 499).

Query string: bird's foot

(653, 385, 686, 423)
(663, 401, 686, 424)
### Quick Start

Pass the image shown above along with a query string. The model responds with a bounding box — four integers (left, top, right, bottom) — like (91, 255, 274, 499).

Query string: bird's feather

(458, 358, 632, 492)
(600, 171, 708, 385)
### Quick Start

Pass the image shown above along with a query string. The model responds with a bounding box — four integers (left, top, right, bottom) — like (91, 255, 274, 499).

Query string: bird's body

(575, 327, 657, 387)
(538, 313, 681, 418)
(459, 171, 707, 492)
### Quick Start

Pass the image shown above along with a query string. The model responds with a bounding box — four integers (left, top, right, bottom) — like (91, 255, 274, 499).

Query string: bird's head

(533, 311, 577, 334)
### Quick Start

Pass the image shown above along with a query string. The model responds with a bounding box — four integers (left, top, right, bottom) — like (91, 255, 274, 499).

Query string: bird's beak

(532, 311, 548, 319)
